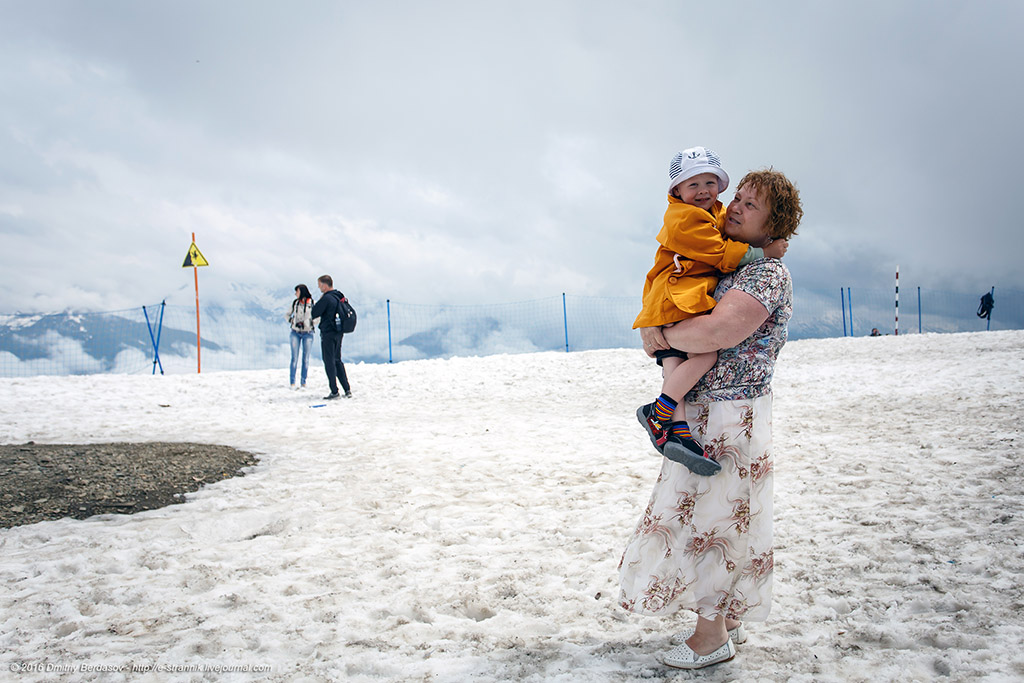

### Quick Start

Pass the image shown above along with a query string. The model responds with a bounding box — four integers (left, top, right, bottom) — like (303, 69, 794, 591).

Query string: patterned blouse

(688, 258, 792, 403)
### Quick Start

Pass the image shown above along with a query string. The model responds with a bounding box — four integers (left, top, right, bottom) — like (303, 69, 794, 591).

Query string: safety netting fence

(1, 287, 1019, 377)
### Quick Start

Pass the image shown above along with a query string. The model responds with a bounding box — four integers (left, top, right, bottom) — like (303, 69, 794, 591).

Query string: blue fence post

(143, 302, 165, 375)
(841, 288, 847, 337)
(917, 287, 922, 334)
(562, 293, 569, 352)
(988, 286, 995, 331)
(847, 287, 854, 336)
(387, 299, 393, 363)
(143, 304, 156, 374)
(157, 300, 165, 359)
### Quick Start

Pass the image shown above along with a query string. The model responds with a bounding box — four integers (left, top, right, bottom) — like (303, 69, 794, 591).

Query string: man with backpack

(312, 274, 352, 399)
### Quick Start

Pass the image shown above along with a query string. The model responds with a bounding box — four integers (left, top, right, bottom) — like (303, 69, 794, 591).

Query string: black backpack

(333, 293, 357, 334)
(977, 292, 994, 320)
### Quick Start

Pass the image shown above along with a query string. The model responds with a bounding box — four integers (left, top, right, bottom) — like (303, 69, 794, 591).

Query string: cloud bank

(1, 0, 1022, 314)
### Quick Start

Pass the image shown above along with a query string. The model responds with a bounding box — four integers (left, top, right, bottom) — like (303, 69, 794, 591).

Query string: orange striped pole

(193, 232, 201, 373)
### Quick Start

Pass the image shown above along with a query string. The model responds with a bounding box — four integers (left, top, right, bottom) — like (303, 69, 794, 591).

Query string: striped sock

(654, 394, 677, 423)
(670, 422, 693, 440)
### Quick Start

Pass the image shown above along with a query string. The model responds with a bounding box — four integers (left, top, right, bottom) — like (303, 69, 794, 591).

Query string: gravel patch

(0, 442, 259, 528)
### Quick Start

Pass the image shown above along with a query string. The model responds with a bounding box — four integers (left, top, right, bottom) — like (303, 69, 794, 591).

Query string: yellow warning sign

(182, 242, 209, 267)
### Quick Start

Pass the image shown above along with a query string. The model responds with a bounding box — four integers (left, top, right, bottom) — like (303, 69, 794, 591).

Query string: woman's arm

(640, 289, 770, 356)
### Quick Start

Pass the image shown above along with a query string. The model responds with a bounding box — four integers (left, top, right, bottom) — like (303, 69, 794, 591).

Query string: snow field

(1, 330, 1022, 682)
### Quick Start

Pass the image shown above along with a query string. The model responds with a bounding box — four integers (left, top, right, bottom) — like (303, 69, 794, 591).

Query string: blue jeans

(289, 330, 314, 385)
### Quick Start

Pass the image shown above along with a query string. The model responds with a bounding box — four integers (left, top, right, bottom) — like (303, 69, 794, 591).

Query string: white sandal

(661, 639, 736, 670)
(671, 623, 747, 645)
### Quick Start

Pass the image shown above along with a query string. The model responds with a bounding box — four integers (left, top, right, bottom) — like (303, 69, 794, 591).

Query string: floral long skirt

(618, 394, 774, 621)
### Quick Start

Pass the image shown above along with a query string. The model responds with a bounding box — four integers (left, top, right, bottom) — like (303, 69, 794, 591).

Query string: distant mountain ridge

(1, 284, 1018, 377)
(0, 310, 223, 371)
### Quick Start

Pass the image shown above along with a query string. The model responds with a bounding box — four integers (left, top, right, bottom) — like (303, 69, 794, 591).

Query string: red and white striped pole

(895, 265, 899, 336)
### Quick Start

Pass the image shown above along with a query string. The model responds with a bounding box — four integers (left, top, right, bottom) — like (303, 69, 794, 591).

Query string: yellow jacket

(633, 196, 750, 329)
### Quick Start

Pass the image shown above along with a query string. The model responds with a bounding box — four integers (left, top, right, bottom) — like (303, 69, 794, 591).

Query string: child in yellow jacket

(634, 147, 787, 475)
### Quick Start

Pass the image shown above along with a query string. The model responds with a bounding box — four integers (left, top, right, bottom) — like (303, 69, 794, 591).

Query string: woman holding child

(619, 165, 803, 670)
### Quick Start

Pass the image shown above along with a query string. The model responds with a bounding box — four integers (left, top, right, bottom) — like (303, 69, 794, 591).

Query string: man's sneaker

(343, 391, 353, 398)
(323, 392, 340, 400)
(663, 424, 721, 476)
(636, 402, 668, 453)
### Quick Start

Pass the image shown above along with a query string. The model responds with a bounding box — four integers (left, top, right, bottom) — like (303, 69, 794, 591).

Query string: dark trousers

(320, 332, 350, 394)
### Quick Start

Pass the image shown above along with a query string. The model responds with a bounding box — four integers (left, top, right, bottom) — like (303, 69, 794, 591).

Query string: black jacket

(312, 289, 345, 334)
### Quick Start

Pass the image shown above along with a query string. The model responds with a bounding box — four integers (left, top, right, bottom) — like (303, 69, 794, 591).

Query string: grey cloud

(1, 0, 1022, 314)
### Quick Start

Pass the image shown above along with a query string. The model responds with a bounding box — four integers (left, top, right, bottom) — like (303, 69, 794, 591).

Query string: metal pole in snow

(562, 293, 569, 352)
(988, 287, 995, 331)
(841, 288, 847, 337)
(193, 232, 201, 373)
(895, 265, 899, 336)
(156, 300, 165, 373)
(387, 299, 393, 363)
(848, 287, 853, 336)
(143, 305, 164, 375)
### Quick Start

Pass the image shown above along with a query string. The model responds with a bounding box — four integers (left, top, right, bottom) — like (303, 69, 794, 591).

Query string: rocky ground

(0, 442, 259, 528)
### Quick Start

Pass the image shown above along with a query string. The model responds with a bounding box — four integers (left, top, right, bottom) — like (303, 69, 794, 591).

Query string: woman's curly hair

(737, 168, 803, 240)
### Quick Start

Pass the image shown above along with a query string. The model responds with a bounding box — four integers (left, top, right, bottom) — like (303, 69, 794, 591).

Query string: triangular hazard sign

(182, 242, 209, 267)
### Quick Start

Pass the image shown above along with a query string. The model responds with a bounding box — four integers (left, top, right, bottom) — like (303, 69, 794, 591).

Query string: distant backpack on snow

(976, 292, 994, 320)
(334, 294, 358, 334)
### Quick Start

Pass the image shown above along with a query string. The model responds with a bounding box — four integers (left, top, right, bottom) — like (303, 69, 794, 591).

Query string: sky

(2, 0, 1023, 314)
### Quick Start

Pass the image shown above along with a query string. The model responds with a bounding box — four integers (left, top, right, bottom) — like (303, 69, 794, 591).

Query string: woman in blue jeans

(287, 284, 315, 388)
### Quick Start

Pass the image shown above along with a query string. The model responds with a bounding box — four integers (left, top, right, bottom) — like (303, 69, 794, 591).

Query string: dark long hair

(295, 284, 312, 302)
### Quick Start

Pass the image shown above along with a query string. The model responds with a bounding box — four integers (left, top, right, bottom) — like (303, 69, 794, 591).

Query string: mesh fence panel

(1, 287, 1020, 377)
